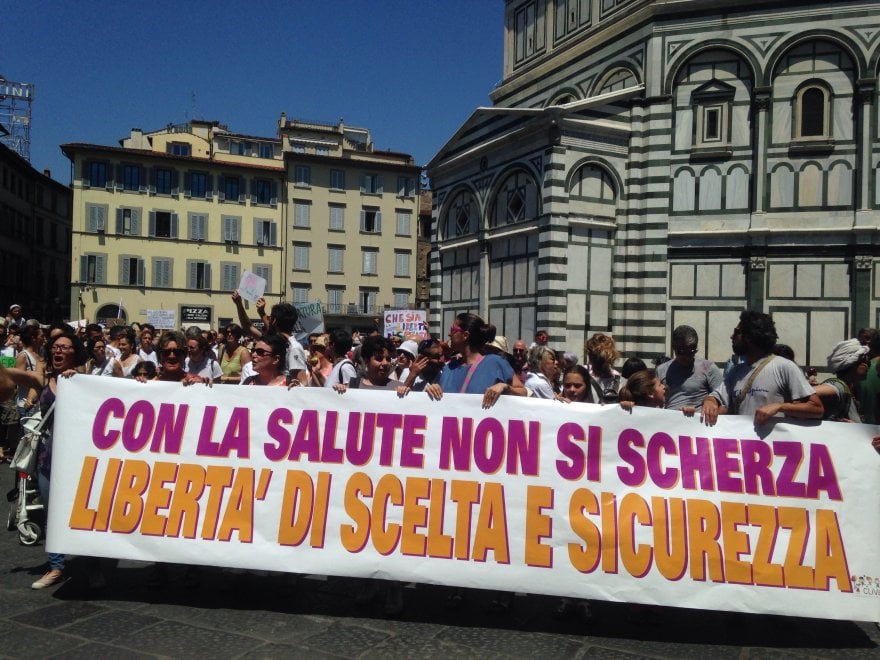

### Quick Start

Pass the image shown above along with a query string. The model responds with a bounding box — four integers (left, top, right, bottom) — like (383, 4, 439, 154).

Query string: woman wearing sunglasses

(242, 335, 288, 386)
(86, 336, 115, 377)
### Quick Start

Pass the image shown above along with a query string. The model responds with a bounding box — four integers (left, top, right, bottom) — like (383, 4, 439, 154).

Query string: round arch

(437, 185, 480, 240)
(665, 40, 761, 94)
(545, 86, 581, 107)
(590, 64, 643, 97)
(565, 156, 624, 199)
(765, 31, 866, 83)
(486, 166, 542, 229)
(95, 304, 126, 325)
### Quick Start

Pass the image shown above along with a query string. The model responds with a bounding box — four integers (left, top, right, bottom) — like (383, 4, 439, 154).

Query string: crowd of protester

(0, 298, 878, 615)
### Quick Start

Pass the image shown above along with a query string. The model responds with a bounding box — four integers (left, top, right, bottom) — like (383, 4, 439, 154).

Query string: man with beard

(657, 325, 722, 414)
(701, 311, 822, 426)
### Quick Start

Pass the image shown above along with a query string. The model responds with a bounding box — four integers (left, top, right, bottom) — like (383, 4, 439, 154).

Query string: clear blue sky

(3, 1, 504, 184)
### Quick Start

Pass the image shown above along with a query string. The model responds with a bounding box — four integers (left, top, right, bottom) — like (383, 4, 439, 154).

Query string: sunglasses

(159, 348, 186, 359)
(252, 347, 275, 357)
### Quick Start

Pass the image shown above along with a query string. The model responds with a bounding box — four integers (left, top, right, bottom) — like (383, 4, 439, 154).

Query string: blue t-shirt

(438, 354, 514, 394)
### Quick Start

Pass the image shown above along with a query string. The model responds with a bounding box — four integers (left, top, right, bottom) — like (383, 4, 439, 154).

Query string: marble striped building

(427, 0, 880, 368)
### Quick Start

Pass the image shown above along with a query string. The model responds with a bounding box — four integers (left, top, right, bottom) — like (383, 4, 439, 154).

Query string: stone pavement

(0, 468, 878, 659)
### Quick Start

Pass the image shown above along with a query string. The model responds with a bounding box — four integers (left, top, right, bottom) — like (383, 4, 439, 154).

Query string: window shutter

(375, 211, 382, 233)
(79, 256, 88, 282)
(270, 222, 277, 246)
(204, 263, 212, 290)
(115, 208, 123, 234)
(234, 217, 240, 241)
(148, 211, 156, 237)
(121, 256, 130, 285)
(359, 210, 366, 231)
(137, 259, 145, 286)
(171, 213, 179, 238)
(253, 220, 260, 244)
(131, 209, 140, 235)
(205, 174, 213, 199)
(96, 256, 106, 284)
(188, 262, 196, 289)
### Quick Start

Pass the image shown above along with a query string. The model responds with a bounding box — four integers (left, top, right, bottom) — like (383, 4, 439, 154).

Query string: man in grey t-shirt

(657, 325, 722, 413)
(702, 311, 823, 426)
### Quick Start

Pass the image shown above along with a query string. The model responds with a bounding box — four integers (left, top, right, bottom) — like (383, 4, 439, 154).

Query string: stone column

(751, 89, 771, 216)
(856, 81, 875, 215)
(748, 255, 766, 312)
(854, 255, 873, 333)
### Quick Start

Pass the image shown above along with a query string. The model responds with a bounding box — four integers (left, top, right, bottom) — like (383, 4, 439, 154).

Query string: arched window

(549, 92, 576, 106)
(96, 304, 126, 325)
(801, 87, 826, 137)
(489, 170, 540, 227)
(794, 83, 831, 139)
(569, 163, 616, 201)
(443, 189, 477, 238)
(595, 68, 638, 95)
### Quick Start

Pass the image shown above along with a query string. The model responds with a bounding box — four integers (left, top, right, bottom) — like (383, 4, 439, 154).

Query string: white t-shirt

(711, 355, 814, 416)
(185, 354, 223, 381)
(524, 372, 556, 399)
(287, 338, 308, 374)
(325, 358, 357, 387)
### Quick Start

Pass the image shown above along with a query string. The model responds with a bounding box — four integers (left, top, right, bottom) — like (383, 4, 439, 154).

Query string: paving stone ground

(1, 468, 878, 659)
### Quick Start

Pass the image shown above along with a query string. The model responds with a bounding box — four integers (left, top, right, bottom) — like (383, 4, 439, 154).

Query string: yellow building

(63, 115, 420, 331)
(279, 117, 420, 330)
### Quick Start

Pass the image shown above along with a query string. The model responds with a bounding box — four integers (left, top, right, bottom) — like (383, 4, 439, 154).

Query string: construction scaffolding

(0, 76, 33, 162)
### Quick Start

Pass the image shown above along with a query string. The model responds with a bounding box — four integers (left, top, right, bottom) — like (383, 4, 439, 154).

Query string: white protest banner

(146, 309, 176, 330)
(238, 270, 267, 304)
(49, 376, 880, 622)
(384, 309, 427, 338)
(293, 300, 324, 343)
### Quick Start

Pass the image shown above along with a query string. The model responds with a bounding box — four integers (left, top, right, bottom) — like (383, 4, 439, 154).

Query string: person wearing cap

(6, 304, 25, 330)
(814, 339, 870, 422)
(393, 339, 418, 382)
